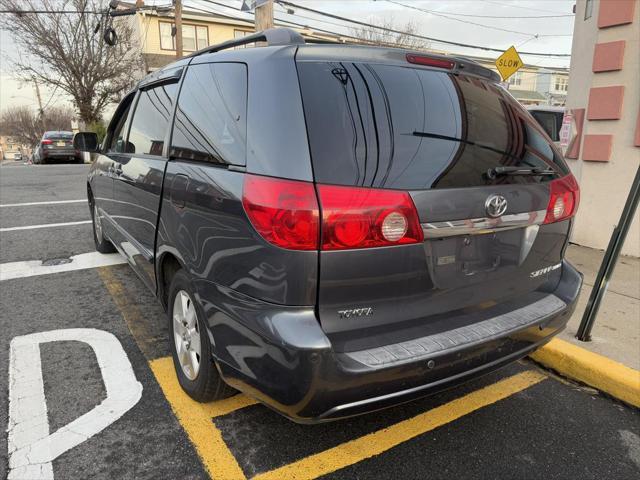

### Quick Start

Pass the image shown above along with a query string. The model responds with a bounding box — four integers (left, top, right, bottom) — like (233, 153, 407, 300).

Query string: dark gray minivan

(78, 29, 582, 423)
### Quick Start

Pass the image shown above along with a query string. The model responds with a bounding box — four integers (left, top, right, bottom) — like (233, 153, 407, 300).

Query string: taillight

(41, 139, 53, 145)
(317, 184, 423, 250)
(544, 174, 580, 224)
(406, 53, 455, 69)
(242, 174, 319, 250)
(243, 175, 424, 251)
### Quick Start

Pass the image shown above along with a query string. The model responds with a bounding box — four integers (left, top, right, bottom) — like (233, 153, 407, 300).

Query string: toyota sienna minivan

(78, 28, 582, 423)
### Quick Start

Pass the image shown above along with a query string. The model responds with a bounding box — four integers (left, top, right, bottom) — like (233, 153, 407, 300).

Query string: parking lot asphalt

(1, 162, 639, 480)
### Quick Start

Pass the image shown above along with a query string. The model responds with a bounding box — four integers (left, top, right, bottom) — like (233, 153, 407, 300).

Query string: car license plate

(57, 141, 65, 146)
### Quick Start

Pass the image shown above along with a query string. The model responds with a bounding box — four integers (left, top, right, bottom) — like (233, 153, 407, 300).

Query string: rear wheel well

(87, 184, 93, 205)
(160, 254, 182, 310)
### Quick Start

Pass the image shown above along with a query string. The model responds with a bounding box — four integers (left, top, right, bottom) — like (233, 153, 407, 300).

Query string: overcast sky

(0, 0, 575, 115)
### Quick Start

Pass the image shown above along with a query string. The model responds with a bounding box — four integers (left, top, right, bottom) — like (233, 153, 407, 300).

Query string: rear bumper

(42, 150, 80, 159)
(209, 260, 582, 423)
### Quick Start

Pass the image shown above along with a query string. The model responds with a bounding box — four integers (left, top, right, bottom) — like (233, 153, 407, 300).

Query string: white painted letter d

(8, 328, 143, 480)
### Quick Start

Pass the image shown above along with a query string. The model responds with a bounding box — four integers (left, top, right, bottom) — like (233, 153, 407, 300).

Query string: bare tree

(0, 0, 143, 125)
(351, 17, 430, 50)
(0, 106, 75, 146)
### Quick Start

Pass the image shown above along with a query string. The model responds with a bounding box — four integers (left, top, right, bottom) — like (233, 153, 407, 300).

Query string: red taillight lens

(318, 184, 423, 250)
(406, 53, 455, 69)
(41, 139, 53, 145)
(544, 174, 580, 224)
(242, 174, 319, 250)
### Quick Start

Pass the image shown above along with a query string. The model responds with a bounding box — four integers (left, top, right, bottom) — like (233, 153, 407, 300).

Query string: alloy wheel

(172, 290, 202, 380)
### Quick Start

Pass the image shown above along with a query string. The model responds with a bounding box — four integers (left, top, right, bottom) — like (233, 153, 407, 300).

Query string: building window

(554, 76, 568, 92)
(159, 22, 209, 51)
(508, 71, 522, 87)
(196, 26, 208, 50)
(585, 0, 593, 19)
(233, 29, 254, 48)
(159, 22, 173, 50)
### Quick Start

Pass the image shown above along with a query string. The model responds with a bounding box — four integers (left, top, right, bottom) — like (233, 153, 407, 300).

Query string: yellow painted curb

(530, 338, 640, 408)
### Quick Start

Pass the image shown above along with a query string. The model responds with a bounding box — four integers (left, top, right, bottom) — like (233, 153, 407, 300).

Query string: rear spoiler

(451, 57, 501, 83)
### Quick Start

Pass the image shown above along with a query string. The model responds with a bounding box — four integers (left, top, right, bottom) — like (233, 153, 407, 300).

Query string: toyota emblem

(485, 194, 508, 218)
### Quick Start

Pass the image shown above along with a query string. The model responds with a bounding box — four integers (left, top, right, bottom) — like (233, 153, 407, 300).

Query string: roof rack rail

(188, 27, 305, 58)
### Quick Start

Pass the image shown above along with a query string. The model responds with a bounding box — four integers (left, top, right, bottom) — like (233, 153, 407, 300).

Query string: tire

(168, 269, 235, 402)
(90, 199, 116, 253)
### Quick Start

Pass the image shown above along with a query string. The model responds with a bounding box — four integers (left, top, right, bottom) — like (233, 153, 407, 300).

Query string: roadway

(1, 161, 638, 480)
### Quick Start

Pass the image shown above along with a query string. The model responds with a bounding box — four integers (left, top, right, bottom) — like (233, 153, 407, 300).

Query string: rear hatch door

(296, 57, 574, 349)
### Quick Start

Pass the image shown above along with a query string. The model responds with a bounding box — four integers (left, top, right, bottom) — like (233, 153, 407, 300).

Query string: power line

(188, 0, 395, 43)
(383, 0, 572, 37)
(481, 0, 569, 15)
(275, 1, 571, 57)
(194, 0, 412, 43)
(0, 9, 101, 14)
(272, 2, 437, 45)
(185, 1, 569, 70)
(383, 0, 574, 19)
(196, 0, 503, 49)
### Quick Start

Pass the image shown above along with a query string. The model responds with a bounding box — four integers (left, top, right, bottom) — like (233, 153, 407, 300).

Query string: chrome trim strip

(422, 209, 546, 238)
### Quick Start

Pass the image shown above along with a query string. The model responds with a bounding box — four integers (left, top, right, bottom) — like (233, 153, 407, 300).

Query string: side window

(171, 63, 247, 165)
(128, 83, 178, 156)
(108, 99, 133, 153)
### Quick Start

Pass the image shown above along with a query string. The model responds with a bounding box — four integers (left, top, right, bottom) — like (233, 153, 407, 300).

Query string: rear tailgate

(296, 57, 575, 350)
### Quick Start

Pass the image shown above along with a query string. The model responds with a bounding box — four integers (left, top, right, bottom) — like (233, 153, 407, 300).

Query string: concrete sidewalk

(561, 244, 640, 370)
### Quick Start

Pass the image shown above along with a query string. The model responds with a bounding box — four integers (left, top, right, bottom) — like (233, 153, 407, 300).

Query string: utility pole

(174, 0, 183, 58)
(254, 0, 274, 32)
(32, 77, 45, 132)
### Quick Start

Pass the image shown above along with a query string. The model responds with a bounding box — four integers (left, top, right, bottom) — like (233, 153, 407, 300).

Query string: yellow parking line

(98, 266, 159, 359)
(253, 370, 547, 480)
(99, 264, 548, 480)
(150, 356, 256, 480)
(98, 265, 256, 479)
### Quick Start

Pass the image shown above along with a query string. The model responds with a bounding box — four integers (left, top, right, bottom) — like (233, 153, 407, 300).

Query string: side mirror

(74, 132, 99, 152)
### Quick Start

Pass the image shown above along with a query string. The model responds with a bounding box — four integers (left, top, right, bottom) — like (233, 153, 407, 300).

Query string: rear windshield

(44, 132, 73, 140)
(297, 62, 569, 190)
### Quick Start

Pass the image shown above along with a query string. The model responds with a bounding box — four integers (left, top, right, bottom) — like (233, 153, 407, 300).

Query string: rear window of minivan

(297, 62, 569, 190)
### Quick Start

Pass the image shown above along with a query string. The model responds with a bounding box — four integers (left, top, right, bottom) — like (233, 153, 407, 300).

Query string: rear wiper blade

(486, 166, 556, 179)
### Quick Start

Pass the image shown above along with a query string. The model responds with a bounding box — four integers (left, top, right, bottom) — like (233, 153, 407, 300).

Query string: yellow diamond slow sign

(495, 46, 524, 81)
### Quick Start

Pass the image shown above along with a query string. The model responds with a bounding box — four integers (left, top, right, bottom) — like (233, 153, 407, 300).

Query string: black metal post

(576, 164, 640, 341)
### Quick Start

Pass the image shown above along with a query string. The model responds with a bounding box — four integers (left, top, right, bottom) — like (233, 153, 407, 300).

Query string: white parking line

(0, 252, 127, 281)
(0, 220, 91, 232)
(0, 199, 86, 208)
(8, 328, 143, 480)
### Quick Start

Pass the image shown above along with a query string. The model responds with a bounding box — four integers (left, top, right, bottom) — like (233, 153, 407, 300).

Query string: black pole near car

(577, 165, 640, 341)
